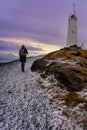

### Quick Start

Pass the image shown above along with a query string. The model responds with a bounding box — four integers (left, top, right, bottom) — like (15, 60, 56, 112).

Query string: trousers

(21, 62, 25, 72)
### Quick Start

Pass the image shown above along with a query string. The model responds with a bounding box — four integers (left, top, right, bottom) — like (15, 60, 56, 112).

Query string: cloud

(0, 0, 68, 47)
(0, 17, 63, 46)
(0, 38, 61, 56)
(0, 40, 42, 51)
(0, 0, 87, 52)
(0, 40, 19, 51)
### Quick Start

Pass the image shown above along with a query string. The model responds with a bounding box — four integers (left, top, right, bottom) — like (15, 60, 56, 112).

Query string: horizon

(0, 0, 87, 61)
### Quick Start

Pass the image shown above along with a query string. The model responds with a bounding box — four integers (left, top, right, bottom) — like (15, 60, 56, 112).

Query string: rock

(52, 66, 86, 91)
(31, 59, 48, 72)
(72, 50, 81, 56)
(45, 63, 87, 91)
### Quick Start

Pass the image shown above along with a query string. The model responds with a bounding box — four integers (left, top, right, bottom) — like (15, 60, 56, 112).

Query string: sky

(0, 0, 87, 59)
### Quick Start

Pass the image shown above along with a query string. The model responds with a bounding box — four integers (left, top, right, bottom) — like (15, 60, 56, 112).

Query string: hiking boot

(22, 69, 25, 72)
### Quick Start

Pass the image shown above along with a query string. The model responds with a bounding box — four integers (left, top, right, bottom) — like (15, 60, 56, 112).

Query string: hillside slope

(31, 45, 87, 129)
(31, 45, 87, 91)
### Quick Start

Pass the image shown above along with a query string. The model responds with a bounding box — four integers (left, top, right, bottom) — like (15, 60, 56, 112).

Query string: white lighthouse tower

(66, 2, 78, 47)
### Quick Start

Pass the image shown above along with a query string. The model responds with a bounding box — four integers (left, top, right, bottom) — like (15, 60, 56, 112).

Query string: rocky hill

(31, 45, 87, 91)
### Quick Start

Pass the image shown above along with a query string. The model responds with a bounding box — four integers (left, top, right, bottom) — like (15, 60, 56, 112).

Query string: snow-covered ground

(0, 56, 87, 130)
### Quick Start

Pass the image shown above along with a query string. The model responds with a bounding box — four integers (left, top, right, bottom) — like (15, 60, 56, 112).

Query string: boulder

(31, 59, 47, 72)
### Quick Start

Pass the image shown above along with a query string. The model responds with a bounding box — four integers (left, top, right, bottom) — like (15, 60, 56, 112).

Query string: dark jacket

(19, 47, 28, 62)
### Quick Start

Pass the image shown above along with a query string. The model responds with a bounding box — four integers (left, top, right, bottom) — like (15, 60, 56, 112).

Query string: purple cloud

(0, 0, 87, 51)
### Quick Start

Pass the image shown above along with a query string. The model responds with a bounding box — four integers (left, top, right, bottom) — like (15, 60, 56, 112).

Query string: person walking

(19, 45, 28, 72)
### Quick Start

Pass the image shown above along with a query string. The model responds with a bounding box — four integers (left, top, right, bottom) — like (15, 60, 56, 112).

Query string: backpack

(19, 49, 26, 56)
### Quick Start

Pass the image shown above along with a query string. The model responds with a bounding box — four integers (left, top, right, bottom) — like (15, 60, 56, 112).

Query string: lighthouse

(66, 2, 78, 47)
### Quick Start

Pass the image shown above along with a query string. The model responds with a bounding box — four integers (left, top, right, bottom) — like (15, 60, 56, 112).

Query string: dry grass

(49, 91, 87, 110)
(84, 103, 87, 111)
(64, 92, 87, 107)
(83, 58, 87, 65)
(44, 47, 87, 63)
(68, 66, 87, 87)
(44, 50, 78, 60)
(47, 86, 54, 91)
(72, 66, 87, 73)
(49, 93, 65, 106)
(40, 73, 47, 78)
(73, 67, 87, 83)
(52, 93, 65, 100)
(80, 49, 87, 57)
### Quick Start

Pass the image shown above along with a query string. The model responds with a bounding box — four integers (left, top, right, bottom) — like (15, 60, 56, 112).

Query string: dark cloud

(0, 40, 19, 50)
(0, 40, 42, 51)
(0, 40, 19, 51)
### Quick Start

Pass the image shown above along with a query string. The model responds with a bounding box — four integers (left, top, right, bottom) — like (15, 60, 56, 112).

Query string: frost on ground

(0, 56, 87, 130)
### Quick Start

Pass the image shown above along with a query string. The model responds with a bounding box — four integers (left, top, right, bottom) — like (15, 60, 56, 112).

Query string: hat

(21, 45, 25, 48)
